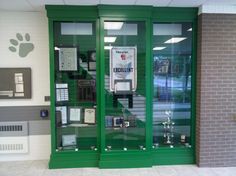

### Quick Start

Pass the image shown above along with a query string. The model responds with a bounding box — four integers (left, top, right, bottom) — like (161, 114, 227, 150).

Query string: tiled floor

(0, 160, 236, 176)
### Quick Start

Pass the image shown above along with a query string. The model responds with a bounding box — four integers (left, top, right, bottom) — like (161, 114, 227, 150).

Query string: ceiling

(0, 0, 236, 12)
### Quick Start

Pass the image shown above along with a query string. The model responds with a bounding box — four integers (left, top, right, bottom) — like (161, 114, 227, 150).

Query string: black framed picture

(87, 50, 96, 71)
(78, 79, 96, 102)
(113, 117, 124, 127)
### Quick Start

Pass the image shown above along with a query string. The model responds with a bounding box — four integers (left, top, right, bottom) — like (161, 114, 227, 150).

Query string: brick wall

(197, 14, 236, 167)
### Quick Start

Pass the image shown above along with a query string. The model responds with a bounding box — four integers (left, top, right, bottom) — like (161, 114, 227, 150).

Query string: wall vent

(0, 144, 23, 151)
(0, 121, 28, 137)
(0, 137, 28, 153)
(0, 122, 29, 153)
(0, 125, 23, 132)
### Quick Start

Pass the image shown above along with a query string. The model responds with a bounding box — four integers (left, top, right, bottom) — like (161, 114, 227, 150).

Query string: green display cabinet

(46, 5, 198, 169)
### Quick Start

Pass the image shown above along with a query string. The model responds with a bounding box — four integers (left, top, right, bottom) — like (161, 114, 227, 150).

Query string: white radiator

(0, 121, 29, 154)
(0, 137, 29, 153)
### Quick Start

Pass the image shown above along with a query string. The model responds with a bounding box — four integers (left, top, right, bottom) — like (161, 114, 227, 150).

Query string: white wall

(0, 11, 51, 161)
(199, 5, 236, 14)
(0, 11, 50, 106)
(0, 135, 51, 161)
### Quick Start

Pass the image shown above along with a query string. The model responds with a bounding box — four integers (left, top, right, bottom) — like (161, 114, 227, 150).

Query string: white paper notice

(69, 108, 81, 122)
(59, 48, 77, 71)
(15, 73, 23, 83)
(56, 89, 69, 101)
(14, 93, 24, 97)
(15, 84, 24, 93)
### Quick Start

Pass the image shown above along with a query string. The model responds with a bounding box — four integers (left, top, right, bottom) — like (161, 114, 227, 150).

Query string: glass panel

(104, 21, 146, 151)
(152, 23, 192, 148)
(53, 21, 97, 151)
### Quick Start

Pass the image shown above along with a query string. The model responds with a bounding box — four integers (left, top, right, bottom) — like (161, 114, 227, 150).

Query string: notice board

(0, 68, 31, 99)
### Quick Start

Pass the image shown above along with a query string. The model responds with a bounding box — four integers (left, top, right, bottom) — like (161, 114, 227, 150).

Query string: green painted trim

(49, 152, 99, 168)
(98, 5, 152, 18)
(152, 7, 198, 22)
(45, 5, 98, 18)
(99, 151, 152, 168)
(191, 17, 198, 162)
(146, 18, 152, 150)
(96, 19, 101, 152)
(48, 19, 56, 155)
(152, 148, 194, 165)
(99, 18, 105, 152)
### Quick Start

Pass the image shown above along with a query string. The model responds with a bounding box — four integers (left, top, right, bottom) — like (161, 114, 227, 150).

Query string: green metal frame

(46, 5, 198, 169)
(46, 6, 100, 168)
(151, 7, 198, 166)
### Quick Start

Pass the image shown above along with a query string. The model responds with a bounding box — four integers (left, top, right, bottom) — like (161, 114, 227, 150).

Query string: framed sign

(62, 134, 76, 147)
(87, 50, 96, 71)
(84, 108, 96, 124)
(69, 107, 81, 123)
(110, 47, 137, 92)
(58, 47, 79, 71)
(113, 117, 124, 127)
(114, 79, 132, 94)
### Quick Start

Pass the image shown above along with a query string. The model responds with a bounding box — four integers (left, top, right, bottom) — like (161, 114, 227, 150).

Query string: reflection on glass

(53, 21, 97, 151)
(152, 23, 192, 148)
(104, 21, 146, 150)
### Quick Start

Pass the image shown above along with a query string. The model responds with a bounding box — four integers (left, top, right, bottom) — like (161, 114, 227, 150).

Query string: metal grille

(0, 125, 23, 132)
(0, 136, 28, 153)
(0, 121, 28, 137)
(0, 144, 23, 151)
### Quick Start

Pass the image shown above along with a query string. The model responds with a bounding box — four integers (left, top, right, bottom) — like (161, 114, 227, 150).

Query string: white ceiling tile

(0, 0, 34, 11)
(28, 0, 65, 11)
(204, 0, 236, 5)
(65, 0, 99, 5)
(135, 0, 172, 6)
(169, 0, 207, 7)
(100, 0, 136, 5)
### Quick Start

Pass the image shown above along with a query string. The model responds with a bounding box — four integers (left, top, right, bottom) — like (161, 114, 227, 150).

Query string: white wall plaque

(84, 108, 96, 124)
